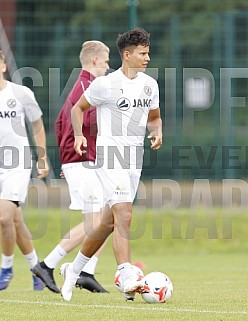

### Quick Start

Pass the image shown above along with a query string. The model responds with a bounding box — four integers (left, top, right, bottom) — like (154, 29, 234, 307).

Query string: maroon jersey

(54, 70, 97, 164)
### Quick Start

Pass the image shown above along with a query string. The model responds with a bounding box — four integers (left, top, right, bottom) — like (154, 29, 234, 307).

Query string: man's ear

(123, 50, 130, 61)
(1, 63, 7, 73)
(92, 56, 97, 65)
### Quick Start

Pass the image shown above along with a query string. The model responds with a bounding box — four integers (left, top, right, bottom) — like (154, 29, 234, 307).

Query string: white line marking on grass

(0, 298, 247, 316)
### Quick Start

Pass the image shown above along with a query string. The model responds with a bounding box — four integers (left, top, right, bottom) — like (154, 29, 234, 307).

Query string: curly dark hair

(116, 28, 150, 56)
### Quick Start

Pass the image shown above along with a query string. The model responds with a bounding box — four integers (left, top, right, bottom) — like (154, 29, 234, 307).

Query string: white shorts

(0, 168, 31, 203)
(95, 166, 142, 209)
(62, 162, 103, 213)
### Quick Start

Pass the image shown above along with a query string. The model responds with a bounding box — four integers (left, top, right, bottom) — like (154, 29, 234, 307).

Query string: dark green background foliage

(4, 0, 248, 179)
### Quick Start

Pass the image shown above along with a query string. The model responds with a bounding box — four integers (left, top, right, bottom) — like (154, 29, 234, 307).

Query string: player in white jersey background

(60, 27, 162, 302)
(0, 50, 58, 293)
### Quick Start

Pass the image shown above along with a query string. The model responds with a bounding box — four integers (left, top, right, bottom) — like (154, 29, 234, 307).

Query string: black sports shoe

(75, 271, 109, 293)
(31, 262, 60, 293)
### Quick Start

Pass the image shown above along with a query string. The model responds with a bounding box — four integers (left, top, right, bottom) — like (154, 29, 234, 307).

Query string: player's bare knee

(0, 212, 12, 226)
(113, 208, 132, 228)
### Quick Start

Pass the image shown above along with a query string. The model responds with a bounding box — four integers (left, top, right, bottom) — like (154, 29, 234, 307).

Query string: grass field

(0, 207, 248, 321)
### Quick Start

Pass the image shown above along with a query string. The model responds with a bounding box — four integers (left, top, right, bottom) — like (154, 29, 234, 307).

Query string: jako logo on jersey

(7, 99, 17, 108)
(0, 111, 17, 118)
(116, 98, 131, 111)
(133, 99, 152, 107)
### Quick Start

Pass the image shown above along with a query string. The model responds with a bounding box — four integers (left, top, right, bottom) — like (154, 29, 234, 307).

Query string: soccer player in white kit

(0, 50, 58, 292)
(60, 28, 162, 301)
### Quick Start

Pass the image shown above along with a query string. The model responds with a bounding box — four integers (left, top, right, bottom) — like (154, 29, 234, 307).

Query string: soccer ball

(141, 272, 173, 304)
(114, 265, 144, 292)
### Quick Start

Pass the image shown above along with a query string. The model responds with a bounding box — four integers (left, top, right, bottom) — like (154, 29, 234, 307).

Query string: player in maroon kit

(32, 41, 110, 293)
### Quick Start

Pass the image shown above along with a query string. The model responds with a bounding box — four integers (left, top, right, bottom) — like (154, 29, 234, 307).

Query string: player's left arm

(147, 108, 162, 150)
(31, 117, 49, 179)
(71, 94, 91, 156)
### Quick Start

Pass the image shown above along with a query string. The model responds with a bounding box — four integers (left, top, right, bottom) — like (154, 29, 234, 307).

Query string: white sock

(118, 262, 132, 283)
(82, 255, 98, 275)
(73, 251, 90, 275)
(44, 245, 67, 269)
(1, 254, 14, 269)
(24, 250, 38, 269)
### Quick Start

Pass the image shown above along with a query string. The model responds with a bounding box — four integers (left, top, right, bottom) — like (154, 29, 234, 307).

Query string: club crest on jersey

(144, 86, 152, 96)
(7, 98, 17, 108)
(116, 97, 131, 111)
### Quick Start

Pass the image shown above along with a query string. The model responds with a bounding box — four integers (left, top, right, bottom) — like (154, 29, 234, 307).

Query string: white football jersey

(0, 81, 42, 171)
(84, 69, 159, 167)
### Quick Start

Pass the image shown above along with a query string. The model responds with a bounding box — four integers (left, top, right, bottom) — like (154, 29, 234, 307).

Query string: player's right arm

(71, 94, 91, 156)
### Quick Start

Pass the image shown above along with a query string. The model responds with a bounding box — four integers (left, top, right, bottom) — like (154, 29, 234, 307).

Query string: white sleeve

(22, 87, 43, 122)
(149, 81, 160, 110)
(83, 76, 112, 107)
(13, 84, 42, 122)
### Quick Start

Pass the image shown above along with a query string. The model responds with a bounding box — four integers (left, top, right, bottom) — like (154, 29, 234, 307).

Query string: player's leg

(10, 170, 60, 293)
(0, 169, 59, 292)
(14, 207, 45, 291)
(41, 214, 109, 293)
(111, 202, 132, 264)
(104, 168, 143, 300)
(59, 163, 110, 295)
(114, 168, 144, 299)
(31, 164, 84, 292)
(75, 212, 109, 292)
(111, 201, 143, 299)
(36, 222, 86, 292)
(58, 222, 85, 252)
(60, 203, 113, 301)
(0, 169, 31, 290)
(60, 166, 116, 300)
(0, 200, 16, 290)
(39, 218, 109, 293)
(14, 209, 60, 293)
(44, 221, 85, 269)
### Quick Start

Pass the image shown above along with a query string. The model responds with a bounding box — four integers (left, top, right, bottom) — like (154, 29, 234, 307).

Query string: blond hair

(79, 41, 109, 66)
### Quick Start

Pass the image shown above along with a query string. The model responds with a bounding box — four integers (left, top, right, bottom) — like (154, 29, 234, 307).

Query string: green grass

(1, 207, 248, 321)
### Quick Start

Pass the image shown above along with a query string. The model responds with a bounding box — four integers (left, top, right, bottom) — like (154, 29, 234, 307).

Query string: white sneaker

(123, 278, 143, 301)
(60, 263, 79, 301)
